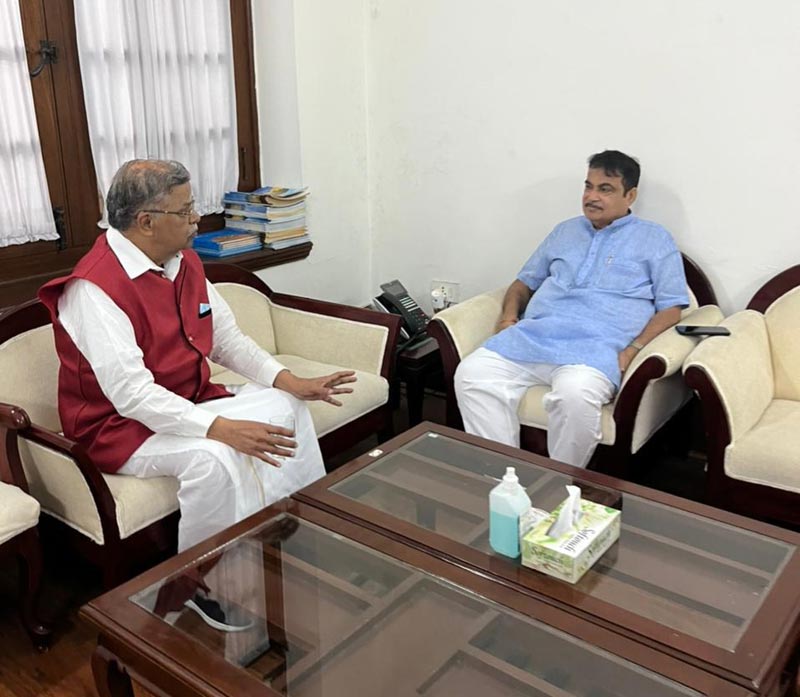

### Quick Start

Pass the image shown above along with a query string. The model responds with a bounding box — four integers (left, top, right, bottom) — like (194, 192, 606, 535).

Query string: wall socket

(430, 280, 460, 307)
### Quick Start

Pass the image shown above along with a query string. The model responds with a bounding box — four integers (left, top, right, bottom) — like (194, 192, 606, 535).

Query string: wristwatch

(629, 341, 644, 351)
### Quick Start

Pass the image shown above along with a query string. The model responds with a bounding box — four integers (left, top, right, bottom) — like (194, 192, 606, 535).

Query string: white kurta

(57, 230, 324, 551)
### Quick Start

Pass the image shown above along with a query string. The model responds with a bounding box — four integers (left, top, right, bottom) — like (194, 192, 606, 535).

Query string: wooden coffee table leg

(92, 643, 134, 697)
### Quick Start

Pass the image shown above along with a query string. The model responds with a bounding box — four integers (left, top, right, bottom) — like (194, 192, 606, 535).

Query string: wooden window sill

(197, 241, 312, 271)
(196, 212, 312, 270)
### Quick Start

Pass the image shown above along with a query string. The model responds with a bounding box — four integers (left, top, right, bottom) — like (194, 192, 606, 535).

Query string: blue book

(193, 230, 261, 251)
(221, 191, 250, 203)
(195, 243, 263, 258)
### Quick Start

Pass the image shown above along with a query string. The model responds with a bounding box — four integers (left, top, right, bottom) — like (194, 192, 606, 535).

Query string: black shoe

(184, 594, 254, 633)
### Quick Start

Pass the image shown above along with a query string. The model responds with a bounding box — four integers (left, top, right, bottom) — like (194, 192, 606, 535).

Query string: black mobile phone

(675, 325, 731, 337)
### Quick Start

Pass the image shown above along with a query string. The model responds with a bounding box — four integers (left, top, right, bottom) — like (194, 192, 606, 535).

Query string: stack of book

(223, 186, 310, 250)
(192, 230, 262, 258)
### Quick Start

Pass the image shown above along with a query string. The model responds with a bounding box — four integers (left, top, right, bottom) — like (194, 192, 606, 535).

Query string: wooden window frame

(1, 0, 310, 309)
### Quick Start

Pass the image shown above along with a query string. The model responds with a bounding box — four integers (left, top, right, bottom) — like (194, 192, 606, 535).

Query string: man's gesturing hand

(207, 416, 296, 467)
(274, 370, 357, 406)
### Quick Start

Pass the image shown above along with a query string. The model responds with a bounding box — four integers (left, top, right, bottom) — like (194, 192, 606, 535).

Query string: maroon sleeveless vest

(39, 234, 230, 473)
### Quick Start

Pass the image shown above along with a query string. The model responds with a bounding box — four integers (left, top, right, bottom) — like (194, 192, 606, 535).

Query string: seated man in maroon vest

(39, 159, 355, 629)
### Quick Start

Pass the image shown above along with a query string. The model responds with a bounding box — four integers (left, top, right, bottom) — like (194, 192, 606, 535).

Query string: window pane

(0, 0, 57, 247)
(74, 0, 239, 225)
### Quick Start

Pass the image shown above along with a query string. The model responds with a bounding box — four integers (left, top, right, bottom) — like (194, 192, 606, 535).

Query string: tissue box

(520, 499, 620, 584)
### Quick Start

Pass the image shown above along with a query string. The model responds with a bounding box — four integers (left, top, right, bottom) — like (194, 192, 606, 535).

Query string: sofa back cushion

(765, 285, 800, 400)
(209, 283, 277, 377)
(0, 324, 61, 431)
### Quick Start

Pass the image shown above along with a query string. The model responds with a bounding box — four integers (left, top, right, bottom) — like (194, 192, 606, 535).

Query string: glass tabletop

(327, 432, 795, 651)
(131, 513, 705, 697)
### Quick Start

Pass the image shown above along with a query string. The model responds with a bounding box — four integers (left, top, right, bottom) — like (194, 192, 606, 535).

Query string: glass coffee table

(82, 499, 753, 697)
(295, 423, 800, 696)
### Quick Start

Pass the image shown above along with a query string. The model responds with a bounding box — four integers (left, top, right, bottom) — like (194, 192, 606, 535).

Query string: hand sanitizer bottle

(490, 467, 532, 558)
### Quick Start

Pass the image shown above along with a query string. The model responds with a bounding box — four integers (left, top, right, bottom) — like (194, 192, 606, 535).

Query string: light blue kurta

(484, 213, 688, 387)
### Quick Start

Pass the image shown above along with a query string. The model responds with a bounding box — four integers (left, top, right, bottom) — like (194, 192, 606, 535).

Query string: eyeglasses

(140, 204, 197, 219)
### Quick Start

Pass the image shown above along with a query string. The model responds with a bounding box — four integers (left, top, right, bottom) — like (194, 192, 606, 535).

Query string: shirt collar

(582, 211, 636, 233)
(106, 228, 184, 281)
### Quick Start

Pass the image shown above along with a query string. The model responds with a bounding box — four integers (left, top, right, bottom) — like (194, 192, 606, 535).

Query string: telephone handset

(373, 279, 431, 341)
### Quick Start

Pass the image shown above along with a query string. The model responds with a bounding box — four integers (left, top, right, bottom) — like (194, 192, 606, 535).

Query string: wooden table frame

(295, 422, 800, 697)
(82, 499, 756, 697)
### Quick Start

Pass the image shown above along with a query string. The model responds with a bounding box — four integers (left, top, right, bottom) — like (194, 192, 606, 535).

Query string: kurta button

(188, 335, 194, 342)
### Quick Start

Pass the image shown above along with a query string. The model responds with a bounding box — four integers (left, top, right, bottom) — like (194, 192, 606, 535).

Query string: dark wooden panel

(230, 0, 260, 192)
(43, 0, 101, 248)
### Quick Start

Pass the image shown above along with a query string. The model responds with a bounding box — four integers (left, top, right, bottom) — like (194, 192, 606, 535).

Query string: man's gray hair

(107, 159, 190, 231)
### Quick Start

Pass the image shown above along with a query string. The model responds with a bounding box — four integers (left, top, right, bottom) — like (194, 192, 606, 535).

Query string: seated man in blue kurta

(454, 150, 689, 468)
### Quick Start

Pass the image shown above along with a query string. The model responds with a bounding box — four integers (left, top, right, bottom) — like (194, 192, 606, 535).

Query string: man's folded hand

(207, 416, 297, 467)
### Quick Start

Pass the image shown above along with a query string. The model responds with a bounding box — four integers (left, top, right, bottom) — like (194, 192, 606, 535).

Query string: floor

(0, 389, 709, 697)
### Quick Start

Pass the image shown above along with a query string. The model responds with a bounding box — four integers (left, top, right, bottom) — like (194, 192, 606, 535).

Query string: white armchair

(0, 265, 400, 588)
(684, 265, 800, 527)
(427, 254, 722, 478)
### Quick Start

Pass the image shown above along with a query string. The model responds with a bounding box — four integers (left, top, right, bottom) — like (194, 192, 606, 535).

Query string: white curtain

(74, 0, 239, 225)
(0, 0, 58, 247)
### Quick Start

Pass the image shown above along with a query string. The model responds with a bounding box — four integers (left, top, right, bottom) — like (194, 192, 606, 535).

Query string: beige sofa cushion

(19, 438, 179, 545)
(213, 282, 278, 355)
(269, 304, 389, 376)
(685, 311, 774, 442)
(725, 399, 800, 494)
(518, 386, 616, 446)
(764, 286, 800, 401)
(0, 481, 40, 546)
(434, 288, 505, 359)
(0, 325, 61, 431)
(212, 355, 389, 438)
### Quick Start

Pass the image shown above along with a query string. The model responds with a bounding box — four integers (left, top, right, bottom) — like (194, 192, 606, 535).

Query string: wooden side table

(393, 337, 442, 426)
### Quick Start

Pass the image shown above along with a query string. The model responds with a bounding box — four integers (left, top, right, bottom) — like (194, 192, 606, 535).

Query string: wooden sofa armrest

(0, 402, 32, 491)
(621, 305, 725, 388)
(269, 293, 401, 380)
(683, 310, 778, 506)
(611, 305, 725, 459)
(427, 289, 505, 429)
(2, 407, 121, 548)
(428, 289, 505, 364)
(683, 364, 733, 502)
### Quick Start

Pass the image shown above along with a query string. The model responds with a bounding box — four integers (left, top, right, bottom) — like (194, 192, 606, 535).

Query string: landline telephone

(373, 279, 431, 342)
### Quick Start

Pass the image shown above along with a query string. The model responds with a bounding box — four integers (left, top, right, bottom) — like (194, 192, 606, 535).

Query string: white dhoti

(454, 347, 615, 469)
(119, 384, 324, 552)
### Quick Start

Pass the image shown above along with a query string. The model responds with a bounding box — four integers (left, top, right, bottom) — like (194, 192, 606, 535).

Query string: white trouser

(454, 347, 615, 468)
(118, 383, 324, 552)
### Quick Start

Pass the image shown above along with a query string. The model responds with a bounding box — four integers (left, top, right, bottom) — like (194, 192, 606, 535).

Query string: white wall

(252, 0, 371, 306)
(366, 1, 800, 314)
(255, 1, 800, 314)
